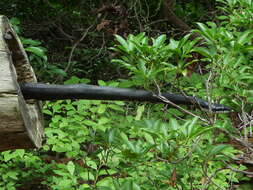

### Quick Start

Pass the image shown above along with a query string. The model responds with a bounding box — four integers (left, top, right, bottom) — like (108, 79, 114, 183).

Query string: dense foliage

(0, 0, 253, 189)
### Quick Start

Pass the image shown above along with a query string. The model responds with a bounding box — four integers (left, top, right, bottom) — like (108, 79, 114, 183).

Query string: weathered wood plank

(0, 96, 24, 132)
(0, 17, 16, 94)
(0, 15, 44, 151)
(0, 54, 16, 93)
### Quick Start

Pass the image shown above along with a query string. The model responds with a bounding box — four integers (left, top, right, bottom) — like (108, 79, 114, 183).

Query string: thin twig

(54, 23, 75, 41)
(154, 81, 209, 123)
(88, 32, 106, 63)
(146, 19, 168, 26)
(218, 128, 253, 152)
(223, 161, 253, 175)
(202, 166, 227, 190)
(170, 137, 202, 164)
(65, 24, 94, 73)
(134, 0, 144, 32)
(205, 71, 213, 113)
(54, 24, 95, 83)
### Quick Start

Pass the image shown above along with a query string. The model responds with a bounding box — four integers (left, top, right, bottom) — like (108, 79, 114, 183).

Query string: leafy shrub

(0, 77, 245, 190)
(0, 0, 252, 189)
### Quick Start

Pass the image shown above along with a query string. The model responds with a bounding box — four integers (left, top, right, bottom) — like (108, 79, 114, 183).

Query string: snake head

(208, 103, 232, 113)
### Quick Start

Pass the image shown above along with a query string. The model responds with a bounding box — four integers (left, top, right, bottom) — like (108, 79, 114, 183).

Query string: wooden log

(0, 15, 43, 151)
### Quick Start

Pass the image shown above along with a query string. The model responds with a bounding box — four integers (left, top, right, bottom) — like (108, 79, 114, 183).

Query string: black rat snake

(20, 83, 231, 113)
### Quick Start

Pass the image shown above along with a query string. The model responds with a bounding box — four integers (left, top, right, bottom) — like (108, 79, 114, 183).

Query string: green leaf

(208, 144, 230, 157)
(53, 169, 68, 176)
(43, 109, 52, 115)
(248, 97, 253, 103)
(120, 132, 129, 142)
(83, 119, 97, 126)
(25, 46, 47, 61)
(108, 104, 124, 111)
(15, 149, 25, 158)
(22, 38, 41, 46)
(193, 47, 213, 58)
(108, 129, 116, 143)
(122, 181, 141, 190)
(67, 161, 75, 175)
(57, 179, 73, 188)
(86, 160, 97, 169)
(98, 104, 107, 114)
(144, 133, 154, 144)
(3, 151, 15, 162)
(237, 30, 253, 45)
(10, 17, 20, 25)
(243, 45, 253, 51)
(80, 172, 95, 180)
(96, 177, 114, 187)
(51, 68, 67, 77)
(108, 81, 120, 87)
(98, 80, 106, 86)
(114, 34, 129, 51)
(120, 132, 136, 152)
(6, 171, 18, 180)
(169, 118, 180, 131)
(194, 23, 215, 43)
(218, 15, 228, 20)
(153, 34, 166, 47)
(168, 39, 179, 50)
(98, 117, 109, 125)
(135, 105, 145, 120)
(186, 117, 199, 138)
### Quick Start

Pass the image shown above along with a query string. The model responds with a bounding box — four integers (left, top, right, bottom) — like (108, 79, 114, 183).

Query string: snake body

(20, 83, 231, 113)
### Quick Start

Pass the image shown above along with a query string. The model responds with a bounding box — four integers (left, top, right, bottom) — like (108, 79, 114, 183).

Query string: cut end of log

(0, 15, 44, 151)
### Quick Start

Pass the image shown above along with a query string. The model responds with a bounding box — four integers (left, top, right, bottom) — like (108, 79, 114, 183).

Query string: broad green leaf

(25, 46, 47, 61)
(98, 80, 106, 86)
(153, 34, 166, 47)
(122, 181, 141, 190)
(98, 104, 107, 114)
(248, 97, 253, 103)
(67, 161, 75, 175)
(15, 149, 25, 158)
(120, 132, 135, 152)
(53, 169, 68, 176)
(96, 177, 114, 187)
(57, 179, 72, 188)
(168, 38, 179, 50)
(144, 133, 154, 144)
(83, 120, 97, 127)
(108, 104, 124, 111)
(208, 144, 230, 157)
(3, 151, 15, 162)
(80, 172, 95, 180)
(120, 132, 129, 142)
(169, 118, 180, 130)
(6, 171, 18, 180)
(98, 117, 109, 125)
(86, 160, 97, 169)
(193, 47, 213, 58)
(108, 129, 116, 143)
(237, 30, 253, 45)
(22, 38, 41, 46)
(194, 23, 215, 43)
(51, 68, 67, 77)
(114, 34, 129, 51)
(186, 117, 199, 138)
(135, 105, 145, 120)
(243, 45, 253, 51)
(43, 109, 52, 115)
